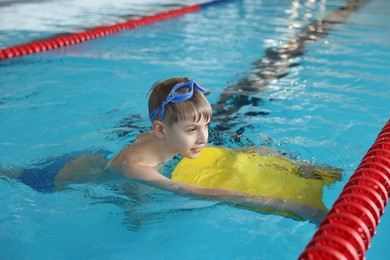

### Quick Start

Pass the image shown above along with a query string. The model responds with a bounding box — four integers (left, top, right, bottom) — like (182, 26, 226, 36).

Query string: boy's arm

(124, 163, 326, 225)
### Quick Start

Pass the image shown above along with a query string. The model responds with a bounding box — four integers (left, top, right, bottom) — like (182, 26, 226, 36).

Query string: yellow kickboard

(172, 146, 341, 220)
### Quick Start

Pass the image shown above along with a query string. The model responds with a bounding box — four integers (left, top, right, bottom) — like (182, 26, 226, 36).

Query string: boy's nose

(197, 130, 208, 144)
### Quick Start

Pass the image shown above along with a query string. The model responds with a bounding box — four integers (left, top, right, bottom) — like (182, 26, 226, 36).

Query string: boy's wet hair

(148, 77, 212, 125)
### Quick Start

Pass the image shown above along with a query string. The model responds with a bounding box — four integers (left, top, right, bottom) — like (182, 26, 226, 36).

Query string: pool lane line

(0, 0, 230, 61)
(299, 119, 390, 260)
(212, 0, 372, 126)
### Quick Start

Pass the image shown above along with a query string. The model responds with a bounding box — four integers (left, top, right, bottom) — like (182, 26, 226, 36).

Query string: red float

(300, 120, 390, 259)
(0, 4, 202, 61)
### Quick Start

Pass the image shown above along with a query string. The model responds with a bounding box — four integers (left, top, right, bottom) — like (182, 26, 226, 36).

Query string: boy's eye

(186, 123, 209, 133)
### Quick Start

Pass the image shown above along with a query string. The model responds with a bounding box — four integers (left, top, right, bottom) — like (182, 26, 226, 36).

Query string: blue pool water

(1, 0, 389, 259)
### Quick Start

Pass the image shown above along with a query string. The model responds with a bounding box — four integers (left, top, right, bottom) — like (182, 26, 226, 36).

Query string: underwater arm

(202, 190, 326, 225)
(123, 164, 326, 225)
(232, 195, 327, 225)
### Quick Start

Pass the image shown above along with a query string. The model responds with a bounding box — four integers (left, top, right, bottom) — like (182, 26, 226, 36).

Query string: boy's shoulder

(109, 136, 149, 166)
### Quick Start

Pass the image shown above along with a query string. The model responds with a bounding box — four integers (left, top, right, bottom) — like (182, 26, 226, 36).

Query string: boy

(1, 77, 326, 224)
(106, 77, 326, 224)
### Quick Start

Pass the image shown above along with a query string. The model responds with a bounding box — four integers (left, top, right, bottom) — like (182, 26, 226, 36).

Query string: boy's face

(163, 118, 210, 159)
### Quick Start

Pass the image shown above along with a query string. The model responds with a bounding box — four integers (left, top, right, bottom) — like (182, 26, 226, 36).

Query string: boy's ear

(152, 120, 165, 138)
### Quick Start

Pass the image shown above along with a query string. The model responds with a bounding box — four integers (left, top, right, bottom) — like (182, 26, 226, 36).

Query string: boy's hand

(295, 203, 328, 226)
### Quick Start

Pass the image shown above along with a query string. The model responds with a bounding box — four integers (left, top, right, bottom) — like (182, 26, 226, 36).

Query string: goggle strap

(149, 80, 206, 122)
(149, 109, 160, 122)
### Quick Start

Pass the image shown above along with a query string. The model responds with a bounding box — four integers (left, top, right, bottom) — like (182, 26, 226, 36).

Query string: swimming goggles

(149, 80, 206, 122)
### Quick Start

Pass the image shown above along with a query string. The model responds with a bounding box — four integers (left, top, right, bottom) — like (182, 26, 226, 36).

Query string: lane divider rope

(299, 119, 390, 260)
(0, 0, 229, 61)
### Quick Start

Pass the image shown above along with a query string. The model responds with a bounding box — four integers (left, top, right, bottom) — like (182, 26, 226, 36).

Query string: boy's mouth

(191, 147, 203, 153)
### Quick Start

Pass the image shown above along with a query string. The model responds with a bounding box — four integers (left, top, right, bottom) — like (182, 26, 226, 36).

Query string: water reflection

(213, 0, 371, 130)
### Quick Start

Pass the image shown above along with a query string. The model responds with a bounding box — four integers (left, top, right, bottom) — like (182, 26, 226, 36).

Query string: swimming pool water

(1, 0, 389, 259)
